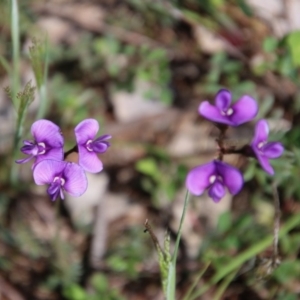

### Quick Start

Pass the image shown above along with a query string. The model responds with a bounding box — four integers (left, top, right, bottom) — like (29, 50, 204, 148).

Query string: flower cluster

(186, 89, 284, 203)
(17, 119, 111, 201)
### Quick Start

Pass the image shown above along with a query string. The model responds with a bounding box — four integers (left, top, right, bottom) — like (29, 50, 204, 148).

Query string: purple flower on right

(199, 89, 258, 127)
(251, 119, 284, 175)
(74, 119, 111, 173)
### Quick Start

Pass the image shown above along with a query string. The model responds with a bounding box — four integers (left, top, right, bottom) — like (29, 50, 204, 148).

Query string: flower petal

(256, 154, 274, 175)
(230, 95, 258, 126)
(78, 145, 103, 173)
(216, 160, 243, 195)
(186, 161, 216, 196)
(251, 119, 269, 146)
(33, 160, 67, 185)
(199, 101, 233, 125)
(75, 119, 99, 145)
(208, 181, 225, 203)
(31, 119, 64, 148)
(34, 147, 64, 167)
(63, 163, 87, 197)
(215, 89, 231, 110)
(263, 142, 284, 158)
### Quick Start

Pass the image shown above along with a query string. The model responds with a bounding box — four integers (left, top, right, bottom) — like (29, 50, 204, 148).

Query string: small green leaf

(286, 31, 300, 67)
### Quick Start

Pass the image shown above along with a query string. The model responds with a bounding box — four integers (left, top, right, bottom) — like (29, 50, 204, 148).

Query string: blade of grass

(189, 213, 300, 299)
(166, 190, 190, 300)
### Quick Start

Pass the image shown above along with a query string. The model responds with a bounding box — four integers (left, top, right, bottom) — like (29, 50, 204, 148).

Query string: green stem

(189, 213, 300, 300)
(166, 190, 190, 300)
(11, 0, 20, 108)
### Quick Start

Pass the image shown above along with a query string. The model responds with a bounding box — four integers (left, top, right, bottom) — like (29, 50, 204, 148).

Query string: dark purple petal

(95, 134, 112, 142)
(230, 95, 258, 126)
(63, 163, 87, 197)
(31, 119, 63, 148)
(251, 119, 269, 147)
(208, 181, 225, 203)
(216, 160, 243, 195)
(75, 119, 99, 145)
(262, 142, 284, 159)
(78, 145, 103, 173)
(256, 153, 274, 175)
(92, 141, 109, 153)
(33, 160, 66, 185)
(186, 161, 216, 196)
(47, 181, 62, 201)
(215, 89, 231, 111)
(199, 101, 233, 125)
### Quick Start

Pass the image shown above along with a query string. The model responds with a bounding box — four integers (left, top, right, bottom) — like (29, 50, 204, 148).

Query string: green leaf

(286, 31, 300, 67)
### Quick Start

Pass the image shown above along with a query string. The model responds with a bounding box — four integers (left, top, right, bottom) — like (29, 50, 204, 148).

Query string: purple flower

(33, 160, 87, 201)
(251, 119, 284, 175)
(74, 119, 111, 173)
(16, 119, 64, 168)
(186, 160, 243, 203)
(199, 89, 258, 126)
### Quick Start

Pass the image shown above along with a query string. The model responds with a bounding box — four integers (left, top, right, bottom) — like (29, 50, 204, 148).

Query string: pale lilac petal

(75, 119, 99, 145)
(230, 95, 258, 126)
(78, 145, 103, 173)
(63, 163, 87, 197)
(263, 142, 284, 158)
(215, 89, 231, 110)
(208, 181, 225, 203)
(256, 154, 274, 175)
(216, 161, 243, 195)
(34, 147, 64, 166)
(251, 119, 269, 145)
(199, 101, 233, 125)
(33, 160, 66, 185)
(31, 119, 63, 148)
(186, 161, 216, 196)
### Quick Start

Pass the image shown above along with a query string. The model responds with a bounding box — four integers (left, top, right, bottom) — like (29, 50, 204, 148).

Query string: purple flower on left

(33, 160, 88, 201)
(16, 119, 64, 168)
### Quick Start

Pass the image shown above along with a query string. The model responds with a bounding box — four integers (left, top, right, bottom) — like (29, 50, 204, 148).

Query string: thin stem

(212, 269, 238, 300)
(166, 190, 190, 300)
(11, 0, 20, 108)
(189, 213, 300, 300)
(183, 261, 211, 300)
(272, 182, 281, 266)
(36, 37, 49, 120)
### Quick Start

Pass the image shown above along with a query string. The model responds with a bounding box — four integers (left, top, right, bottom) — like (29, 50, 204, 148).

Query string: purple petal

(92, 142, 109, 153)
(16, 156, 34, 164)
(216, 160, 243, 195)
(199, 101, 233, 125)
(33, 160, 67, 185)
(31, 119, 64, 148)
(186, 161, 216, 196)
(263, 142, 284, 159)
(34, 147, 64, 167)
(208, 181, 225, 203)
(256, 154, 274, 175)
(251, 119, 269, 146)
(230, 95, 258, 126)
(78, 145, 103, 173)
(215, 89, 231, 110)
(63, 163, 87, 197)
(47, 182, 62, 201)
(75, 119, 99, 145)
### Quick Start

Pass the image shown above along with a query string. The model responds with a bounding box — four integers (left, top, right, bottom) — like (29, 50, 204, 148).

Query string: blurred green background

(1, 0, 300, 299)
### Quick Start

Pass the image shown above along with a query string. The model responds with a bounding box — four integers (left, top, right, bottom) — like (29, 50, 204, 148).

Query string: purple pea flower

(16, 119, 64, 168)
(186, 160, 243, 203)
(251, 119, 284, 175)
(33, 160, 87, 201)
(199, 89, 258, 126)
(74, 119, 111, 173)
